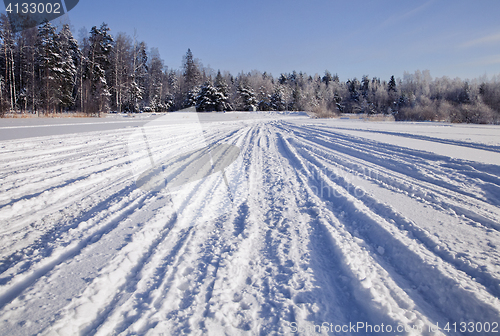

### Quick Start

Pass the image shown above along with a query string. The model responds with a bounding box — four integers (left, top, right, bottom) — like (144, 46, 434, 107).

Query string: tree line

(1, 16, 500, 123)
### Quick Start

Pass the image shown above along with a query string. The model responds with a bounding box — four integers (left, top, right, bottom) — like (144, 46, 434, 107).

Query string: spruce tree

(361, 75, 370, 98)
(132, 41, 147, 111)
(388, 75, 397, 92)
(238, 84, 257, 111)
(35, 20, 61, 114)
(86, 23, 113, 115)
(182, 48, 200, 107)
(184, 85, 200, 108)
(58, 24, 80, 111)
(322, 70, 333, 86)
(270, 85, 286, 111)
(214, 70, 232, 111)
(258, 86, 270, 111)
(196, 81, 218, 111)
(387, 75, 398, 112)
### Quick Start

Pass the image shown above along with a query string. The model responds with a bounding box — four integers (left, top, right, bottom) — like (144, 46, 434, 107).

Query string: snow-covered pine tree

(196, 80, 218, 111)
(132, 40, 147, 111)
(458, 82, 471, 104)
(388, 75, 397, 93)
(345, 78, 361, 113)
(270, 85, 286, 111)
(184, 85, 200, 108)
(129, 80, 143, 111)
(164, 92, 174, 111)
(387, 75, 398, 113)
(290, 85, 302, 111)
(182, 49, 201, 108)
(258, 86, 271, 111)
(166, 69, 179, 110)
(57, 24, 80, 111)
(361, 75, 370, 99)
(35, 20, 62, 114)
(85, 23, 113, 115)
(278, 73, 287, 85)
(334, 91, 344, 113)
(214, 70, 232, 111)
(347, 78, 360, 102)
(322, 70, 333, 86)
(238, 84, 257, 111)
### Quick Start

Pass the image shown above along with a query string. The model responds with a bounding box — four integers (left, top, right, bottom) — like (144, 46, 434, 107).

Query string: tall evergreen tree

(270, 85, 286, 111)
(196, 80, 218, 111)
(131, 40, 147, 111)
(387, 75, 398, 112)
(322, 70, 333, 86)
(257, 86, 271, 111)
(85, 23, 113, 115)
(361, 75, 370, 97)
(214, 70, 232, 111)
(57, 24, 80, 110)
(182, 48, 200, 107)
(458, 82, 471, 104)
(238, 84, 257, 111)
(166, 69, 179, 110)
(35, 20, 61, 113)
(388, 75, 397, 92)
(183, 86, 199, 108)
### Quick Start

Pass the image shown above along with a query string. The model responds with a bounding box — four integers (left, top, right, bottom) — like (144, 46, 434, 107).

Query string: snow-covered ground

(0, 112, 499, 335)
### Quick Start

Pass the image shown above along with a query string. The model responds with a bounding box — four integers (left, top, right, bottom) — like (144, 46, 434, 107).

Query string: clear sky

(3, 0, 500, 81)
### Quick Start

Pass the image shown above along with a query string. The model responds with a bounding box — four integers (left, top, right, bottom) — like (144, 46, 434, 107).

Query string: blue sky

(4, 0, 500, 81)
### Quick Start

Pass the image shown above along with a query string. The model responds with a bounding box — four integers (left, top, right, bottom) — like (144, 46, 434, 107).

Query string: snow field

(0, 114, 499, 335)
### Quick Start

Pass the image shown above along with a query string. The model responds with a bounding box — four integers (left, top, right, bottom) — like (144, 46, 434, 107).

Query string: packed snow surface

(0, 112, 500, 335)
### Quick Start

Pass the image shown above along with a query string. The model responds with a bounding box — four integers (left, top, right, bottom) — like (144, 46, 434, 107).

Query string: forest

(1, 15, 500, 123)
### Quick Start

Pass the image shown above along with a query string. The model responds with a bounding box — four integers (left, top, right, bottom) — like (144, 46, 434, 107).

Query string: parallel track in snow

(0, 116, 499, 335)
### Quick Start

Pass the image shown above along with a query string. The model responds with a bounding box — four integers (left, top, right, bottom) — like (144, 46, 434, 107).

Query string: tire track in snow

(272, 127, 437, 334)
(198, 123, 369, 334)
(0, 161, 127, 214)
(0, 143, 136, 277)
(294, 124, 500, 207)
(1, 117, 499, 335)
(46, 123, 256, 335)
(0, 133, 129, 196)
(282, 122, 500, 249)
(0, 174, 136, 282)
(0, 185, 151, 309)
(120, 124, 258, 335)
(290, 138, 500, 299)
(326, 127, 500, 153)
(255, 124, 369, 332)
(281, 122, 500, 297)
(276, 123, 500, 334)
(78, 212, 181, 336)
(0, 129, 168, 335)
(0, 190, 165, 336)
